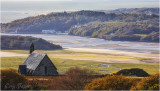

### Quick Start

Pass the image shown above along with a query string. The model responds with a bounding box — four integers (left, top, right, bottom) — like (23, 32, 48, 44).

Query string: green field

(1, 57, 159, 75)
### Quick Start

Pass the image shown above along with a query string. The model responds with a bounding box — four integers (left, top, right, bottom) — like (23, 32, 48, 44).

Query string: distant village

(4, 29, 68, 34)
(1, 24, 88, 35)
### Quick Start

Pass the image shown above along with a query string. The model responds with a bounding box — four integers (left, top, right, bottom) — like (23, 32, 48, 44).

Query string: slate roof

(23, 51, 46, 70)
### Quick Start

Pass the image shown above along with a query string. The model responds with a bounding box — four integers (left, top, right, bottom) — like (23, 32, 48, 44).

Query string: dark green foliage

(1, 35, 62, 50)
(115, 68, 150, 77)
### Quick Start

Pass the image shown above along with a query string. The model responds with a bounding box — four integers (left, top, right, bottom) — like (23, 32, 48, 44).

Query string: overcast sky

(1, 0, 159, 11)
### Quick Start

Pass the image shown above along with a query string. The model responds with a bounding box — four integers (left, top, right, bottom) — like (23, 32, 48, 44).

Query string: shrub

(65, 67, 97, 76)
(131, 73, 159, 90)
(115, 68, 150, 77)
(1, 69, 29, 90)
(28, 79, 47, 90)
(48, 67, 98, 90)
(85, 75, 136, 90)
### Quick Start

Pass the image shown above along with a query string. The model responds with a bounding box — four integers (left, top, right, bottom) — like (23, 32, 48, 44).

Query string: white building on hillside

(42, 30, 56, 34)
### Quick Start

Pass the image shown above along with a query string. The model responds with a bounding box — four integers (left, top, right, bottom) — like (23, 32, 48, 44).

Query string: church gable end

(33, 55, 58, 76)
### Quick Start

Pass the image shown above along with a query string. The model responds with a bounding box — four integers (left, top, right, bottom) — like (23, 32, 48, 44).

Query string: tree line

(68, 20, 159, 42)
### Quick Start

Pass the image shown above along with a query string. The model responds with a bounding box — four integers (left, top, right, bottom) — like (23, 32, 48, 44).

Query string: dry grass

(1, 50, 154, 64)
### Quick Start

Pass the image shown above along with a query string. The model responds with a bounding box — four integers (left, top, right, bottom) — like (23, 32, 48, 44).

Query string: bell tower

(30, 43, 34, 54)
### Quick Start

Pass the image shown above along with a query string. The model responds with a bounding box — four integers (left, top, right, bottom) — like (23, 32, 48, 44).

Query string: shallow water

(2, 33, 159, 54)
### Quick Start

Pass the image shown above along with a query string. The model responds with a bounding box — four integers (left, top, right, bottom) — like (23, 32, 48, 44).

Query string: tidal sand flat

(65, 47, 159, 64)
(2, 34, 159, 54)
(1, 51, 28, 57)
(1, 34, 159, 64)
(1, 49, 158, 64)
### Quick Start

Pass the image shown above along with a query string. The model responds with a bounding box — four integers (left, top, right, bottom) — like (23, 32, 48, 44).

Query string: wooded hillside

(102, 8, 159, 15)
(1, 8, 159, 42)
(1, 35, 62, 50)
(68, 21, 159, 42)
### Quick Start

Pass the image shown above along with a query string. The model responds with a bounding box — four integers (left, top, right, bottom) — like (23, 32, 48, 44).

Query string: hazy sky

(1, 0, 159, 11)
(1, 0, 159, 1)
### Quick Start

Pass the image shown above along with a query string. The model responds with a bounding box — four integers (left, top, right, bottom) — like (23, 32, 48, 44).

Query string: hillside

(1, 9, 158, 33)
(1, 9, 159, 42)
(1, 35, 62, 50)
(102, 8, 159, 15)
(68, 20, 159, 42)
(1, 10, 107, 33)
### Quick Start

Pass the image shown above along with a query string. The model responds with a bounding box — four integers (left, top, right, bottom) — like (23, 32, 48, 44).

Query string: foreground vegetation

(1, 68, 159, 90)
(1, 35, 62, 50)
(85, 73, 159, 90)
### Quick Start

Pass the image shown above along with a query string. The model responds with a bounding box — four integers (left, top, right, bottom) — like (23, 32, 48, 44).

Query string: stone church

(18, 43, 58, 76)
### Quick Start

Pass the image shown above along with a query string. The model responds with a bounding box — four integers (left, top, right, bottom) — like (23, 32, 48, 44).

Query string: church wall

(33, 56, 58, 76)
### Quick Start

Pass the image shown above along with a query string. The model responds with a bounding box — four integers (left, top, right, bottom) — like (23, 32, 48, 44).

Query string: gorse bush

(1, 69, 29, 90)
(131, 73, 159, 90)
(65, 67, 97, 76)
(85, 75, 136, 90)
(115, 68, 150, 77)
